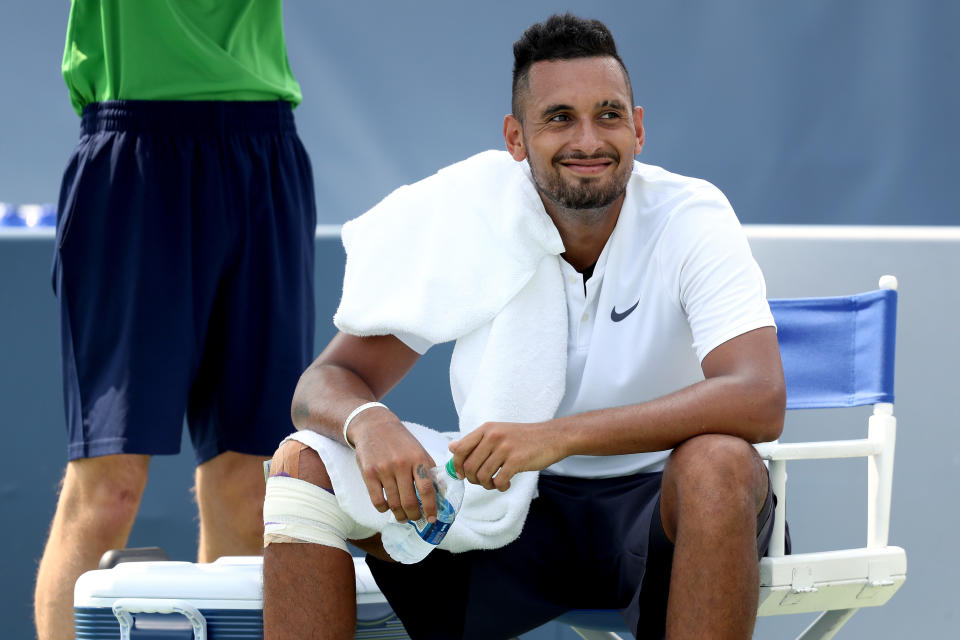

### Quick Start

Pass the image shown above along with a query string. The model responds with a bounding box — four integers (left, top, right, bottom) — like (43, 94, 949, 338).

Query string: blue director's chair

(556, 275, 906, 639)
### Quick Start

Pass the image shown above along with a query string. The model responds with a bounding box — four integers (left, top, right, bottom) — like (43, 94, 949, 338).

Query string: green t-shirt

(62, 0, 302, 115)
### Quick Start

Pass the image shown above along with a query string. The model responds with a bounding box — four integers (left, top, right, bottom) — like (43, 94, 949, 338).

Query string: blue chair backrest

(770, 289, 897, 410)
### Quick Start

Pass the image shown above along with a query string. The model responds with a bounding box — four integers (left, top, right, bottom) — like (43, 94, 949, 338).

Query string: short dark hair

(511, 14, 632, 119)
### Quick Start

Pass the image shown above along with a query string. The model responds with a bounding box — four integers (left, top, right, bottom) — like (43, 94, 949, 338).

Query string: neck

(542, 192, 624, 272)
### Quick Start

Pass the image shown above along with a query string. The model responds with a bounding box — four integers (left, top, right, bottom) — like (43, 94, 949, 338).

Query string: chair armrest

(759, 404, 897, 554)
(760, 439, 882, 461)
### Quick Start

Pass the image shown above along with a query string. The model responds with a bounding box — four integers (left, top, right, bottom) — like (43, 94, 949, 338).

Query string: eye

(549, 113, 571, 122)
(599, 111, 621, 120)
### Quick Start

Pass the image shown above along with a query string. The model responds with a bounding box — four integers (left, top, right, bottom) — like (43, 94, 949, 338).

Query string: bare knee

(660, 435, 767, 540)
(60, 455, 149, 533)
(668, 434, 763, 483)
(268, 440, 333, 489)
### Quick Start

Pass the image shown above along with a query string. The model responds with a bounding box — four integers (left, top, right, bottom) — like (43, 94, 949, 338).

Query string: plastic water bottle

(381, 459, 464, 564)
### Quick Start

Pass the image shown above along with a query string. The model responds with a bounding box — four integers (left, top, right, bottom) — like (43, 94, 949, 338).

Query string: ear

(633, 106, 645, 155)
(503, 114, 527, 161)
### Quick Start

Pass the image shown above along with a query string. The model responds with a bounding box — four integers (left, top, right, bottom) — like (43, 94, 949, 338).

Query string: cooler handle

(112, 598, 207, 640)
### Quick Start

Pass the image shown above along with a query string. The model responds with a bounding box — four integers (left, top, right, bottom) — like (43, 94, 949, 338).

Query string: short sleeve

(657, 185, 775, 362)
(394, 330, 433, 355)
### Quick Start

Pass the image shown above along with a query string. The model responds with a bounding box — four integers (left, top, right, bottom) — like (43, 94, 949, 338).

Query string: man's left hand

(448, 421, 567, 491)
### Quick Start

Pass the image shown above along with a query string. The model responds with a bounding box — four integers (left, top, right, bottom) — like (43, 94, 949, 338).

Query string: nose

(571, 119, 604, 155)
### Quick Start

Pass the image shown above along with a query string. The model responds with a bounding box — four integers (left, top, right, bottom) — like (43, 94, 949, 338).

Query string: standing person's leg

(657, 434, 770, 639)
(34, 455, 150, 640)
(37, 101, 232, 639)
(194, 451, 272, 561)
(188, 102, 317, 562)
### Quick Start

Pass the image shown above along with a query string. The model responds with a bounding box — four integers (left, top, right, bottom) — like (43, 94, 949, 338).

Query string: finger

(380, 476, 407, 522)
(462, 441, 494, 486)
(493, 463, 515, 492)
(396, 471, 423, 522)
(447, 440, 461, 477)
(476, 452, 506, 491)
(361, 469, 389, 514)
(449, 431, 481, 479)
(414, 462, 438, 523)
(449, 428, 481, 453)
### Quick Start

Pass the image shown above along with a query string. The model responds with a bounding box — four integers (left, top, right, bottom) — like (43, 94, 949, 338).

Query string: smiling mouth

(554, 152, 618, 176)
(559, 160, 612, 176)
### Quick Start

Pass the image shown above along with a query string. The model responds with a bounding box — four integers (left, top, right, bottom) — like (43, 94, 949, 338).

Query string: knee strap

(263, 475, 372, 552)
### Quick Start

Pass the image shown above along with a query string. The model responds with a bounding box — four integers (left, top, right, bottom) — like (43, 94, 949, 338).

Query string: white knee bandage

(263, 475, 374, 551)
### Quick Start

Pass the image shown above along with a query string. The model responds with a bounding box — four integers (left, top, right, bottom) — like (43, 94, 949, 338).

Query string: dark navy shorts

(53, 100, 316, 464)
(367, 470, 786, 640)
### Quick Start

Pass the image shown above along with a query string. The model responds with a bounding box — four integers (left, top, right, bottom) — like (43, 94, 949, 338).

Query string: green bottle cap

(445, 458, 459, 479)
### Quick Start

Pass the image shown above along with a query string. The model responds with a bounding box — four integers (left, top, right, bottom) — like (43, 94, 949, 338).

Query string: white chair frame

(565, 276, 906, 640)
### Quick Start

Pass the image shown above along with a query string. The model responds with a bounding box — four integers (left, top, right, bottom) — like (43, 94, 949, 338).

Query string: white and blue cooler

(74, 555, 407, 639)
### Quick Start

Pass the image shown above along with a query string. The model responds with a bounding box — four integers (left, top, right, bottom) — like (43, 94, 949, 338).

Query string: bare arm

(291, 332, 441, 523)
(450, 326, 785, 490)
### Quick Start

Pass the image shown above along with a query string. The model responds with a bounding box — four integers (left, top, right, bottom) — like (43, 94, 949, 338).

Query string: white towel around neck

(290, 150, 570, 552)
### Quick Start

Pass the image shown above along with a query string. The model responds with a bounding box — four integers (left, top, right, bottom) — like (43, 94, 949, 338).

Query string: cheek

(528, 147, 555, 171)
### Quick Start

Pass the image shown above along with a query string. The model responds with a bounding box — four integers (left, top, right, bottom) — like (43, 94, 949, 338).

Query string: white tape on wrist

(342, 401, 388, 450)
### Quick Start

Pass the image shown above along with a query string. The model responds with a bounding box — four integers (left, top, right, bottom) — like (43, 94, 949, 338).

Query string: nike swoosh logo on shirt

(610, 298, 641, 322)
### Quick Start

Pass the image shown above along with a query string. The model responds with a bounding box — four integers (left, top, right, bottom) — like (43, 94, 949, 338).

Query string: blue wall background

(1, 1, 958, 225)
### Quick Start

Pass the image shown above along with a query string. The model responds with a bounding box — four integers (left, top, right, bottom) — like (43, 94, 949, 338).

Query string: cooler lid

(75, 558, 263, 606)
(75, 555, 386, 607)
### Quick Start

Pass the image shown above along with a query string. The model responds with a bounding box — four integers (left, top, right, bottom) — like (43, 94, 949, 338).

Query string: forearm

(556, 373, 785, 458)
(290, 332, 421, 448)
(288, 333, 438, 522)
(452, 328, 784, 490)
(290, 361, 380, 443)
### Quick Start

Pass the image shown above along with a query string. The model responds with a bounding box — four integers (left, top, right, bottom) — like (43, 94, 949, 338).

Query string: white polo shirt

(398, 161, 774, 478)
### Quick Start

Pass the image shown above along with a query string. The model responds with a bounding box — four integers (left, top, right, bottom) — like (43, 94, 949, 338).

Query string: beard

(527, 149, 632, 212)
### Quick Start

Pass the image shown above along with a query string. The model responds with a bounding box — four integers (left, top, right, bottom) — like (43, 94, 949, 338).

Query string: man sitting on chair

(262, 13, 786, 640)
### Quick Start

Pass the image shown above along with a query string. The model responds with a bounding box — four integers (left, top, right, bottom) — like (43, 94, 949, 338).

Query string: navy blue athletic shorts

(366, 470, 786, 640)
(52, 100, 315, 464)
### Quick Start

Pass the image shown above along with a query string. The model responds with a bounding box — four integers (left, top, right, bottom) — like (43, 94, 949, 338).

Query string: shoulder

(625, 162, 741, 249)
(629, 162, 730, 207)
